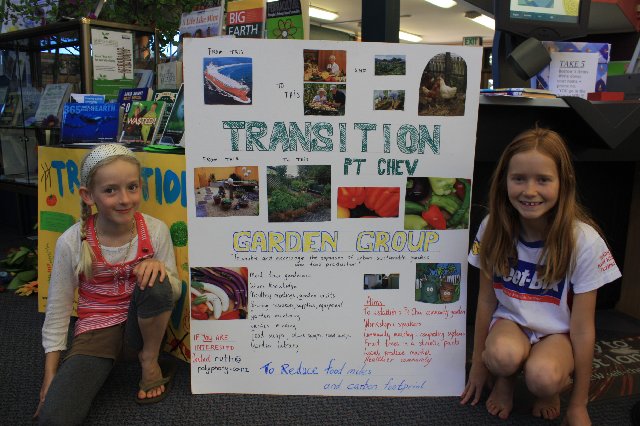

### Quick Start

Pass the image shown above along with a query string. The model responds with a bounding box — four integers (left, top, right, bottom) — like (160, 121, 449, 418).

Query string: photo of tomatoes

(337, 187, 400, 218)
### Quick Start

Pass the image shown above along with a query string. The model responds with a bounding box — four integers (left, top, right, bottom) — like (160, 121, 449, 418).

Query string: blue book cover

(61, 103, 119, 143)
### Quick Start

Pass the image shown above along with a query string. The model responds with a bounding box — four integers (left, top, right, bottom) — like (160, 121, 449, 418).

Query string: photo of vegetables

(267, 165, 331, 222)
(404, 177, 470, 230)
(303, 49, 346, 83)
(190, 267, 248, 320)
(337, 187, 400, 218)
(415, 263, 461, 304)
(303, 83, 346, 116)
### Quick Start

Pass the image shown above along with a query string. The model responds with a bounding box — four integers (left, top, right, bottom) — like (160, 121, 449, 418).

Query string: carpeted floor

(2, 291, 639, 426)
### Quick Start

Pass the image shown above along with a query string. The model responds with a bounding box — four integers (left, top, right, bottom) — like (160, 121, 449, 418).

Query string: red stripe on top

(75, 212, 154, 336)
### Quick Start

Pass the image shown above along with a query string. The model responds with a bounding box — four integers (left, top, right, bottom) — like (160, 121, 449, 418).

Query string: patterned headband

(80, 144, 137, 186)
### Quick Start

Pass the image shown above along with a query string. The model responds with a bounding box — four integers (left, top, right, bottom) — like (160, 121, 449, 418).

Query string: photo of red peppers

(337, 186, 400, 218)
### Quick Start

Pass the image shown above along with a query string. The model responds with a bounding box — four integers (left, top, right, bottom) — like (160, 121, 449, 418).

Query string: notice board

(184, 37, 482, 396)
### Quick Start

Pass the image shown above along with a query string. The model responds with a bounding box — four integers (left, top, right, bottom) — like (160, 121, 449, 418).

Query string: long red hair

(479, 127, 601, 283)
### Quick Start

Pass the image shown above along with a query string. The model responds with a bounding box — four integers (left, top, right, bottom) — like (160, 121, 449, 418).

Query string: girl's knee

(134, 277, 174, 318)
(524, 360, 567, 396)
(483, 341, 527, 375)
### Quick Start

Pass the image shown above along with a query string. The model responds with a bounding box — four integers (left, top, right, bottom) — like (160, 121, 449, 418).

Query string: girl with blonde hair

(36, 144, 181, 424)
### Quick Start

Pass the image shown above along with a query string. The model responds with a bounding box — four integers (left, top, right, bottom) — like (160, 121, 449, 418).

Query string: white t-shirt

(468, 218, 621, 337)
(42, 213, 182, 353)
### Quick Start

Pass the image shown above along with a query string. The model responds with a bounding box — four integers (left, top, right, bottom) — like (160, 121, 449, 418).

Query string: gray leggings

(38, 277, 173, 426)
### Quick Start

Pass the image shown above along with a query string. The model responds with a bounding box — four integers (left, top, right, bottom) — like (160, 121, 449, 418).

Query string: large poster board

(37, 147, 191, 362)
(184, 38, 482, 396)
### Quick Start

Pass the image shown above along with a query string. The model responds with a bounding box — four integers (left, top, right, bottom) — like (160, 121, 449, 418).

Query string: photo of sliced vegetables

(337, 187, 400, 218)
(190, 267, 248, 320)
(404, 177, 471, 230)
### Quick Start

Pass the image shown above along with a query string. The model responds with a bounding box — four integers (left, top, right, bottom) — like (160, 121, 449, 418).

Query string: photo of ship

(203, 57, 253, 105)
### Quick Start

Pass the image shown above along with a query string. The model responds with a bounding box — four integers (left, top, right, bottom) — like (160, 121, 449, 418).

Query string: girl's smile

(506, 149, 559, 238)
(82, 159, 142, 238)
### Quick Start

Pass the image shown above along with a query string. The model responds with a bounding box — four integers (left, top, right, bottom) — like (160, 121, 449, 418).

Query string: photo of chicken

(418, 52, 468, 116)
(436, 76, 457, 99)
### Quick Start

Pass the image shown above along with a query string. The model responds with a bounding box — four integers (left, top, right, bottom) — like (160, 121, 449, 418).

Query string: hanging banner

(37, 147, 192, 362)
(184, 38, 482, 396)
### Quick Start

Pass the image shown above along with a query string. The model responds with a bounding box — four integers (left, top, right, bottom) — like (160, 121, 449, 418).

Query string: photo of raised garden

(194, 166, 259, 217)
(266, 165, 331, 222)
(374, 54, 406, 76)
(415, 263, 461, 304)
(404, 177, 470, 230)
(337, 187, 400, 218)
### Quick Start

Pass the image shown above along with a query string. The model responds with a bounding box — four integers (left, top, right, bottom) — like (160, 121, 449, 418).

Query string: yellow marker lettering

(269, 232, 284, 252)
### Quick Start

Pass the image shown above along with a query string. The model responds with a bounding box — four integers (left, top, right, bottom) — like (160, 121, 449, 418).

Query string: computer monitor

(494, 0, 591, 41)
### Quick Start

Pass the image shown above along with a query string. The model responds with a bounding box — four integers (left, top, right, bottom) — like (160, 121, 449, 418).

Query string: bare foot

(532, 394, 561, 420)
(138, 356, 165, 400)
(486, 376, 515, 420)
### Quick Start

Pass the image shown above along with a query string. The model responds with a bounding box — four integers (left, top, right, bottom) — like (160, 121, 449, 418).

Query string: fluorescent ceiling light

(424, 0, 457, 8)
(399, 31, 422, 43)
(309, 6, 339, 21)
(465, 11, 495, 30)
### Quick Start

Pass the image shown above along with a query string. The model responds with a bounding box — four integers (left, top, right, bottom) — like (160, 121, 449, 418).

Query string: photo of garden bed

(194, 166, 259, 218)
(267, 165, 331, 222)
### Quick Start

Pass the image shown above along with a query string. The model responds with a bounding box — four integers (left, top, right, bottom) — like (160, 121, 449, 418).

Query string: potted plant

(221, 198, 233, 210)
(238, 196, 249, 208)
(213, 194, 222, 205)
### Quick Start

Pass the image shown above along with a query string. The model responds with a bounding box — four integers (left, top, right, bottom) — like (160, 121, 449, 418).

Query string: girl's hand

(562, 404, 591, 426)
(133, 259, 166, 289)
(460, 361, 490, 406)
(33, 370, 55, 419)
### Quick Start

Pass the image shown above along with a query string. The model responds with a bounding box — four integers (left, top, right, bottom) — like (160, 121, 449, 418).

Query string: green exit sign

(463, 37, 483, 46)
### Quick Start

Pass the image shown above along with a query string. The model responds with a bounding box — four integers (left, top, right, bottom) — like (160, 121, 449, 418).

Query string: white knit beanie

(80, 144, 137, 186)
